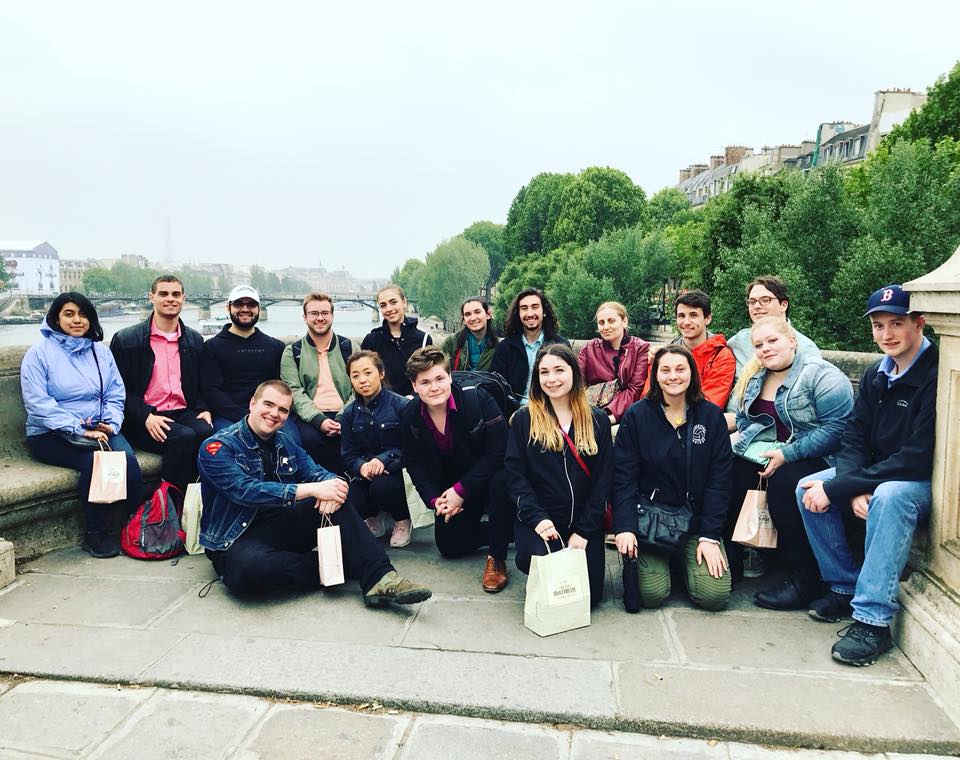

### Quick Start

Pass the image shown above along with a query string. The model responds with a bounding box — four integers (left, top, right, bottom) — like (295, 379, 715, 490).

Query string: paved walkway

(1, 528, 958, 756)
(0, 678, 956, 760)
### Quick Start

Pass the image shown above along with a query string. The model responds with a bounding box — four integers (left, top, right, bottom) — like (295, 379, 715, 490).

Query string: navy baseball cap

(863, 284, 911, 316)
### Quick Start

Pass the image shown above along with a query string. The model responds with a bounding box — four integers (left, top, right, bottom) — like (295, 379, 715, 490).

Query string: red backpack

(121, 481, 185, 560)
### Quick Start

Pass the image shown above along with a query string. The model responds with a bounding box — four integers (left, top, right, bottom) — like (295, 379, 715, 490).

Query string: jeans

(27, 431, 143, 534)
(796, 467, 931, 626)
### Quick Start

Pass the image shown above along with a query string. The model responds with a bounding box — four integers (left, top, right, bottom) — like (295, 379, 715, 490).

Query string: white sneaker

(364, 515, 385, 538)
(389, 519, 412, 548)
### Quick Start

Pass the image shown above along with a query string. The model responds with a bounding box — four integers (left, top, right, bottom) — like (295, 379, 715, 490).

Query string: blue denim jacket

(197, 418, 335, 551)
(340, 390, 410, 479)
(733, 354, 854, 467)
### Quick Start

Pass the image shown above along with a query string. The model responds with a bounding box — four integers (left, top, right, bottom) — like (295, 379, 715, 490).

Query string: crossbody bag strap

(684, 419, 693, 506)
(559, 426, 591, 478)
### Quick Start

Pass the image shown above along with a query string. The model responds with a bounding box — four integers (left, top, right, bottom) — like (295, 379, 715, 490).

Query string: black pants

(514, 521, 605, 608)
(295, 416, 344, 476)
(207, 501, 394, 597)
(726, 455, 827, 581)
(434, 470, 514, 561)
(347, 471, 409, 521)
(124, 408, 213, 493)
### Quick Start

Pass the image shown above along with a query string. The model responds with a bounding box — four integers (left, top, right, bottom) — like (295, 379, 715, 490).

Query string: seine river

(0, 301, 387, 348)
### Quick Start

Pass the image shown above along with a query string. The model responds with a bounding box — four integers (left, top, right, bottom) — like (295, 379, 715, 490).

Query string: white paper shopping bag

(732, 478, 778, 549)
(317, 514, 345, 586)
(403, 468, 434, 529)
(88, 443, 127, 504)
(524, 544, 591, 637)
(182, 481, 204, 555)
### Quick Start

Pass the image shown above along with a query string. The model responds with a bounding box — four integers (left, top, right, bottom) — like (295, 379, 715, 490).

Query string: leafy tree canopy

(885, 60, 960, 145)
(462, 220, 506, 289)
(416, 236, 489, 328)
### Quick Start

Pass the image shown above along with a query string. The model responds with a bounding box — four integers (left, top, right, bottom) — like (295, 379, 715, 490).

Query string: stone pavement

(0, 527, 958, 756)
(0, 678, 957, 760)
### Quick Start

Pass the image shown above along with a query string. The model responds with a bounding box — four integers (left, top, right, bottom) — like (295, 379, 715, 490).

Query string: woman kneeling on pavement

(401, 346, 515, 592)
(612, 345, 733, 610)
(506, 344, 612, 607)
(340, 350, 413, 548)
(20, 293, 143, 559)
(576, 301, 650, 426)
(728, 317, 853, 609)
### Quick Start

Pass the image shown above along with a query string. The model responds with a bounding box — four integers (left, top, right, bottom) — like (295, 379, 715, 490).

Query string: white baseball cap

(228, 285, 260, 304)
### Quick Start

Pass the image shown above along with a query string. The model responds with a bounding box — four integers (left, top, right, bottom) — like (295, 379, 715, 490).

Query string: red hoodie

(641, 333, 736, 409)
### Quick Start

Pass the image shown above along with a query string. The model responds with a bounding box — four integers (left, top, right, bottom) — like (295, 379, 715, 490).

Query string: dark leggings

(347, 471, 409, 521)
(27, 432, 144, 533)
(207, 501, 393, 597)
(433, 470, 514, 561)
(514, 521, 605, 607)
(727, 455, 827, 580)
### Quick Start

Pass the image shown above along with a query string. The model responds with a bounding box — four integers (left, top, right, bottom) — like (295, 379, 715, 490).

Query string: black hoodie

(361, 316, 432, 396)
(612, 397, 732, 541)
(201, 325, 285, 422)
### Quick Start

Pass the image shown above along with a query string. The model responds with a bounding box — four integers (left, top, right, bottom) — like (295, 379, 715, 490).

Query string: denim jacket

(340, 390, 410, 479)
(733, 353, 854, 467)
(197, 418, 335, 551)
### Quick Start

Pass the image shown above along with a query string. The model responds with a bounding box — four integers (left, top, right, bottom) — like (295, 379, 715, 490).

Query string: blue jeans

(27, 431, 144, 534)
(796, 467, 931, 626)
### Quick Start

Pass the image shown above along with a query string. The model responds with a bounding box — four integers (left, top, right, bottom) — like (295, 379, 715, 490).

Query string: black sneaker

(754, 578, 820, 611)
(831, 621, 893, 666)
(808, 591, 854, 622)
(81, 531, 120, 559)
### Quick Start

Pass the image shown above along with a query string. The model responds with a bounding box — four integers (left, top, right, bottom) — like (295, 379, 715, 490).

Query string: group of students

(19, 273, 937, 667)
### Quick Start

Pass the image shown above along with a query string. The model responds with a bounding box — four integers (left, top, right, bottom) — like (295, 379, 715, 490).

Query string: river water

(0, 302, 385, 348)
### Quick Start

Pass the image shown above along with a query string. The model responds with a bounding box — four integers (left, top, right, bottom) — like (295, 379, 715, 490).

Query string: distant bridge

(29, 292, 418, 316)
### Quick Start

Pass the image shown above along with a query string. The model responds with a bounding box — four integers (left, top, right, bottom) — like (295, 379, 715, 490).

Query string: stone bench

(0, 346, 162, 562)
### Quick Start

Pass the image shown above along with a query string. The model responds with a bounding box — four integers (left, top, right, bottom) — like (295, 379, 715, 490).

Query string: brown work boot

(482, 555, 508, 593)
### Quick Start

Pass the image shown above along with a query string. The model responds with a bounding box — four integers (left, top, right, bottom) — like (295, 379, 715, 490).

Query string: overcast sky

(1, 1, 957, 278)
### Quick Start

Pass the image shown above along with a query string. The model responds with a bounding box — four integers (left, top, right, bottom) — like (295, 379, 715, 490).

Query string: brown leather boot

(482, 555, 508, 593)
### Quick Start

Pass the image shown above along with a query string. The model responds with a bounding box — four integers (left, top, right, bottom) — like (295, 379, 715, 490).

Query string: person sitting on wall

(507, 343, 612, 607)
(110, 274, 213, 493)
(440, 296, 499, 371)
(577, 300, 650, 425)
(491, 287, 569, 405)
(198, 379, 432, 606)
(401, 346, 514, 592)
(361, 284, 432, 397)
(280, 292, 353, 474)
(797, 284, 937, 667)
(202, 285, 286, 432)
(21, 293, 144, 558)
(641, 290, 736, 411)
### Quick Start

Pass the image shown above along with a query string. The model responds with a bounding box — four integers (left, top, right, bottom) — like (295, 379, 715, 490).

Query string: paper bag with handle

(317, 512, 345, 586)
(732, 477, 778, 548)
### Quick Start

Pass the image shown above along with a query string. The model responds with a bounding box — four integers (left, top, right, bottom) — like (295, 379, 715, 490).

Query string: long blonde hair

(732, 316, 797, 410)
(527, 344, 598, 455)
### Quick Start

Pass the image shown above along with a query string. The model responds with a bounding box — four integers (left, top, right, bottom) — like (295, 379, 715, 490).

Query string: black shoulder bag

(634, 422, 694, 554)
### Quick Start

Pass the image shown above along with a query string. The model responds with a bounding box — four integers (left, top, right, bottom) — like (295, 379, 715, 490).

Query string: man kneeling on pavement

(197, 379, 431, 607)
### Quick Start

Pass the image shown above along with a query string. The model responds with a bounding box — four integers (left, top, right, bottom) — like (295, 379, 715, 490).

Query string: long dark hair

(644, 345, 704, 407)
(503, 287, 559, 339)
(46, 292, 104, 342)
(453, 296, 498, 367)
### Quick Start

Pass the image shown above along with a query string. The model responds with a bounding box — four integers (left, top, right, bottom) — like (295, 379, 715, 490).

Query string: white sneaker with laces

(390, 519, 412, 548)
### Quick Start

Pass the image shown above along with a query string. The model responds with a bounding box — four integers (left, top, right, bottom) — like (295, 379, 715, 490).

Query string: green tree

(83, 268, 119, 295)
(647, 187, 695, 230)
(665, 219, 709, 288)
(502, 172, 574, 262)
(390, 258, 425, 299)
(885, 61, 960, 145)
(0, 256, 10, 288)
(826, 236, 928, 351)
(462, 220, 506, 289)
(492, 245, 576, 325)
(546, 167, 648, 251)
(547, 259, 617, 340)
(417, 236, 490, 327)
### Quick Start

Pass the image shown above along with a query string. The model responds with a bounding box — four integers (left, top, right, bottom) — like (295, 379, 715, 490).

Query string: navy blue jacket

(490, 333, 570, 398)
(612, 398, 732, 541)
(340, 389, 411, 479)
(825, 342, 938, 502)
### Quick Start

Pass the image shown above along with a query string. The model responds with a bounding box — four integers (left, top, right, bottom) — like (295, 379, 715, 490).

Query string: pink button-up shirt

(144, 321, 187, 412)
